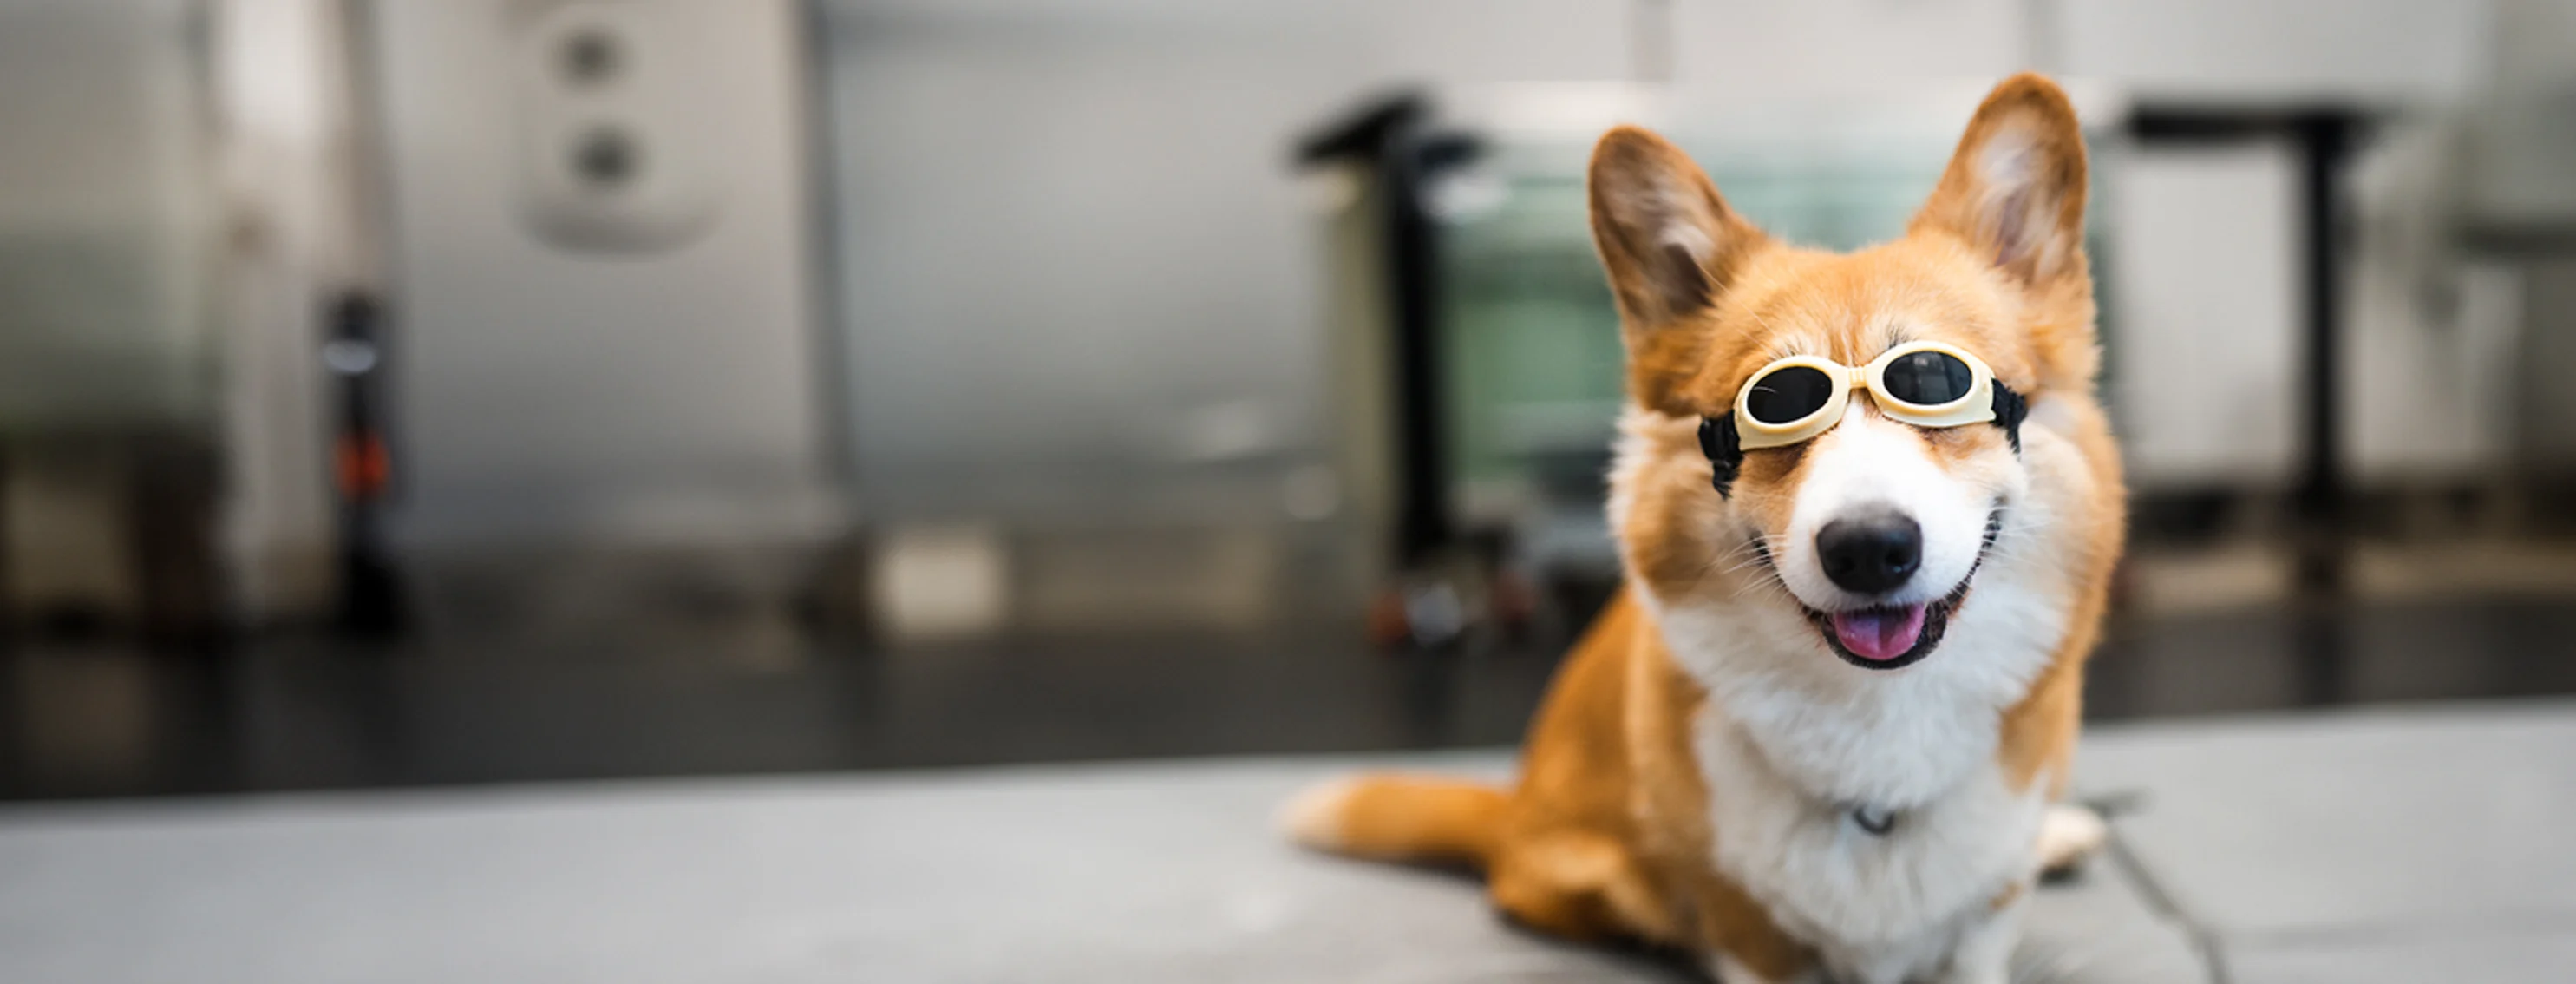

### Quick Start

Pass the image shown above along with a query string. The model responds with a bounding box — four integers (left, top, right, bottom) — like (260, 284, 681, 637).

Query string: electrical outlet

(507, 0, 719, 254)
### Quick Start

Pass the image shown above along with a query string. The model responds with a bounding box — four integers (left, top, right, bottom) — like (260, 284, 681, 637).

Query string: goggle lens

(1742, 364, 1836, 425)
(1877, 350, 1974, 409)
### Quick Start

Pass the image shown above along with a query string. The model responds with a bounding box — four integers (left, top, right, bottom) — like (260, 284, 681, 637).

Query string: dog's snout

(1816, 511, 1922, 594)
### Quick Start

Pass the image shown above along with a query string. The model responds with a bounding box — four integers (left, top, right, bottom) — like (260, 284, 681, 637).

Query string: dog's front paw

(1707, 954, 1839, 984)
(2037, 803, 2108, 875)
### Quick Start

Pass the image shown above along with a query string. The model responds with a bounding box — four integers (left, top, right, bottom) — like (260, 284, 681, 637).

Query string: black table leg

(2291, 113, 2358, 596)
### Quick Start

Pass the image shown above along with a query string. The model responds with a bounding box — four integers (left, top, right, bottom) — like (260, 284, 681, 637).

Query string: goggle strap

(1991, 382, 2029, 453)
(1699, 414, 1743, 498)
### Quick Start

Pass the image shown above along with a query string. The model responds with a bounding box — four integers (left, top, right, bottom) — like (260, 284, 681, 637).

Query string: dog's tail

(1279, 773, 1509, 869)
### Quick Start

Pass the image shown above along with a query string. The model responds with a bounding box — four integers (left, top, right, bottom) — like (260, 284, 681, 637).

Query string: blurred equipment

(363, 0, 840, 639)
(324, 292, 404, 636)
(1295, 93, 1476, 575)
(0, 0, 226, 644)
(2128, 108, 2372, 594)
(809, 1, 1370, 640)
(1298, 95, 1536, 652)
(2455, 59, 2576, 470)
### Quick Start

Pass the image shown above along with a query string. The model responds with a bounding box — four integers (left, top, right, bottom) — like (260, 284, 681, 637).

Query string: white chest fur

(1657, 582, 2056, 981)
(1694, 707, 2045, 982)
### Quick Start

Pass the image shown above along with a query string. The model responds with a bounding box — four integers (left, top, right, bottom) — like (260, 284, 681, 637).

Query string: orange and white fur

(1285, 75, 2125, 984)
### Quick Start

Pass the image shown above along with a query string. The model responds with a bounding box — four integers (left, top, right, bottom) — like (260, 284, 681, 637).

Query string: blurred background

(1, 0, 2574, 801)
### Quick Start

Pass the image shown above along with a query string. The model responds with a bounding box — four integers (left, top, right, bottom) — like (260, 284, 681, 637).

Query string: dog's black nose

(1816, 512, 1922, 594)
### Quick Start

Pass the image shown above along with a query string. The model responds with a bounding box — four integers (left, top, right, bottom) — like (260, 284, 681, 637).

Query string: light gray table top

(2080, 700, 2576, 983)
(2, 700, 2569, 983)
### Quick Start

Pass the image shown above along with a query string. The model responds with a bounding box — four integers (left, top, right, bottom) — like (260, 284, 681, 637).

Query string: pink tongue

(1832, 605, 1928, 662)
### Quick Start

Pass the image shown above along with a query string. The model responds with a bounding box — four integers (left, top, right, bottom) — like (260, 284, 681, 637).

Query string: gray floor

(2083, 700, 2576, 982)
(0, 701, 2569, 983)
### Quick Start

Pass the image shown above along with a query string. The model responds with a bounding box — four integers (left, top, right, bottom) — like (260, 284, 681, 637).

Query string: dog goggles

(1731, 341, 2002, 450)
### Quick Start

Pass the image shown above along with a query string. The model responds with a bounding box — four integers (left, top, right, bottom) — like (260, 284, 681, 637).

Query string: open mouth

(1803, 579, 1974, 671)
(1776, 507, 2004, 672)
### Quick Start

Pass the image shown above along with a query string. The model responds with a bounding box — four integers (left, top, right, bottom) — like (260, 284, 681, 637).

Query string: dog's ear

(1911, 74, 2089, 287)
(1587, 126, 1762, 330)
(1588, 127, 1763, 415)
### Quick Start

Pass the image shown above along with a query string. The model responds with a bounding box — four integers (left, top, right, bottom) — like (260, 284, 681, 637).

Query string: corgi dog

(1285, 74, 2125, 984)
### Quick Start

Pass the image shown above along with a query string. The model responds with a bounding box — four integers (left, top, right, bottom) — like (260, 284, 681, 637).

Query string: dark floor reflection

(5, 597, 2575, 802)
(2083, 597, 2576, 719)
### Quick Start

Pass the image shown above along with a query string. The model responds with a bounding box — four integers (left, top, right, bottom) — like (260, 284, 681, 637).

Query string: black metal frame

(1296, 95, 1481, 568)
(2128, 106, 2370, 595)
(2130, 104, 2377, 709)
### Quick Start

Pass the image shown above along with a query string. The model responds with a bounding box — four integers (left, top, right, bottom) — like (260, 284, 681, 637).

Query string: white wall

(368, 0, 836, 548)
(2060, 0, 2494, 105)
(1672, 0, 2029, 99)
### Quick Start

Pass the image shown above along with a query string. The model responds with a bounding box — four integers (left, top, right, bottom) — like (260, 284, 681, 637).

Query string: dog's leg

(1487, 830, 1677, 943)
(1928, 885, 2024, 984)
(2036, 803, 2108, 875)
